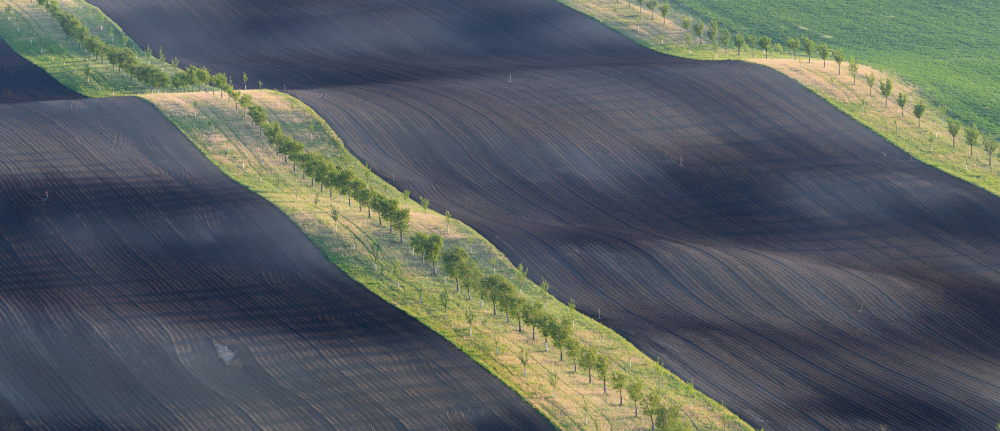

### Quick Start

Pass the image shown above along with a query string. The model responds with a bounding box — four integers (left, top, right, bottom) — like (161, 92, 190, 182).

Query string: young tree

(817, 43, 830, 67)
(848, 56, 859, 84)
(330, 207, 339, 232)
(896, 92, 908, 117)
(757, 35, 771, 58)
(611, 372, 627, 406)
(733, 33, 745, 56)
(967, 123, 980, 156)
(548, 371, 558, 397)
(800, 36, 815, 63)
(442, 246, 471, 292)
(596, 355, 609, 394)
(642, 391, 662, 431)
(579, 346, 596, 383)
(693, 19, 704, 44)
(746, 35, 757, 57)
(786, 37, 799, 59)
(866, 73, 877, 96)
(707, 20, 718, 46)
(426, 234, 443, 274)
(983, 134, 1000, 166)
(833, 48, 845, 74)
(242, 71, 248, 90)
(444, 210, 452, 234)
(419, 196, 430, 218)
(947, 118, 962, 147)
(775, 43, 783, 58)
(518, 348, 529, 377)
(439, 288, 451, 319)
(461, 307, 475, 338)
(645, 0, 656, 18)
(684, 33, 693, 53)
(719, 27, 731, 53)
(879, 78, 893, 107)
(681, 16, 691, 31)
(658, 3, 669, 24)
(913, 101, 927, 127)
(626, 379, 644, 417)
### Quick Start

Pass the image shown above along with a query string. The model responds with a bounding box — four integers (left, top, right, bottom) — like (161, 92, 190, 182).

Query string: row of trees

(37, 0, 207, 92)
(210, 73, 413, 242)
(410, 236, 692, 429)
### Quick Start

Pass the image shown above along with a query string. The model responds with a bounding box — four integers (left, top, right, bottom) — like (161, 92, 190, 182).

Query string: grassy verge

(0, 0, 179, 96)
(557, 0, 1000, 198)
(140, 90, 751, 431)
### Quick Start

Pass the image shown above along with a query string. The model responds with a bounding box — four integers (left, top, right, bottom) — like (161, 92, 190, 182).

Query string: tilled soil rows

(66, 0, 1000, 428)
(0, 97, 551, 430)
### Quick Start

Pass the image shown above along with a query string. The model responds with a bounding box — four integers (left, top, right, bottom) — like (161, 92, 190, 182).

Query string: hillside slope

(0, 97, 551, 430)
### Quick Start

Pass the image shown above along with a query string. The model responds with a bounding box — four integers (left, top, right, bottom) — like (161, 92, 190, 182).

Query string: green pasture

(669, 0, 1000, 135)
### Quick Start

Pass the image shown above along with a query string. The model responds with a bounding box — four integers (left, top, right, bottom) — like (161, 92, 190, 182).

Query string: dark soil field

(0, 97, 551, 430)
(0, 37, 80, 103)
(77, 0, 1000, 429)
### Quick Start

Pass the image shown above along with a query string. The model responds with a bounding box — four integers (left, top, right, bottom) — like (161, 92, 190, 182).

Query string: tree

(967, 123, 980, 156)
(330, 207, 339, 232)
(913, 101, 926, 127)
(734, 33, 745, 56)
(242, 71, 248, 90)
(984, 134, 999, 166)
(548, 371, 558, 397)
(817, 43, 830, 67)
(518, 348, 529, 377)
(800, 36, 815, 63)
(681, 16, 691, 31)
(596, 355, 610, 394)
(626, 379, 644, 417)
(642, 391, 662, 431)
(879, 78, 893, 107)
(896, 92, 908, 117)
(611, 372, 628, 406)
(465, 307, 476, 337)
(833, 48, 845, 74)
(684, 33, 693, 53)
(757, 35, 771, 59)
(946, 118, 962, 147)
(442, 246, 471, 292)
(366, 238, 382, 271)
(707, 20, 718, 46)
(388, 207, 410, 243)
(578, 346, 596, 383)
(439, 288, 450, 319)
(645, 0, 656, 18)
(848, 56, 859, 84)
(656, 404, 688, 431)
(658, 3, 669, 24)
(746, 35, 757, 57)
(786, 37, 799, 59)
(444, 210, 452, 234)
(693, 19, 704, 44)
(719, 27, 731, 53)
(866, 73, 877, 96)
(426, 234, 443, 274)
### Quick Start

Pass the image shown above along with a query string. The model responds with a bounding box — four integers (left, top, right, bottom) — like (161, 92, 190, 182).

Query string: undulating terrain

(0, 36, 80, 103)
(0, 94, 552, 429)
(85, 0, 1000, 429)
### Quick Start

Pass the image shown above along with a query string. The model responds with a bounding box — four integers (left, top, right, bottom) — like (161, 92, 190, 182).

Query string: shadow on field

(0, 97, 551, 430)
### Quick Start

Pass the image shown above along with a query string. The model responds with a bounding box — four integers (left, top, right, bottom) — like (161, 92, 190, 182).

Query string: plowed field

(79, 0, 1000, 429)
(0, 97, 550, 430)
(0, 37, 80, 103)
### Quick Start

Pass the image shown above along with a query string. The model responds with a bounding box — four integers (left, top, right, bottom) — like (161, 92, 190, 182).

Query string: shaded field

(0, 97, 551, 430)
(76, 0, 1000, 429)
(0, 35, 79, 103)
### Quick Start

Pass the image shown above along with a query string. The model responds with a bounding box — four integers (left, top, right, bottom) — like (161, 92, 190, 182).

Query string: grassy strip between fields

(557, 0, 1000, 199)
(1, 0, 752, 429)
(142, 90, 750, 431)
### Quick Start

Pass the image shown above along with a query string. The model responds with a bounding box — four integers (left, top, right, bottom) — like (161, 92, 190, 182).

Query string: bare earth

(0, 97, 552, 430)
(50, 0, 1000, 428)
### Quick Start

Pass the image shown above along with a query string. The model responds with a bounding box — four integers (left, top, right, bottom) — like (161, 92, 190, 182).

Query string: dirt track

(66, 0, 1000, 429)
(0, 97, 551, 429)
(0, 37, 80, 103)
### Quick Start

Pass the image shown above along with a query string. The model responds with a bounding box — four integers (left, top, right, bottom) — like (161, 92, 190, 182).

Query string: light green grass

(142, 91, 752, 430)
(0, 0, 181, 96)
